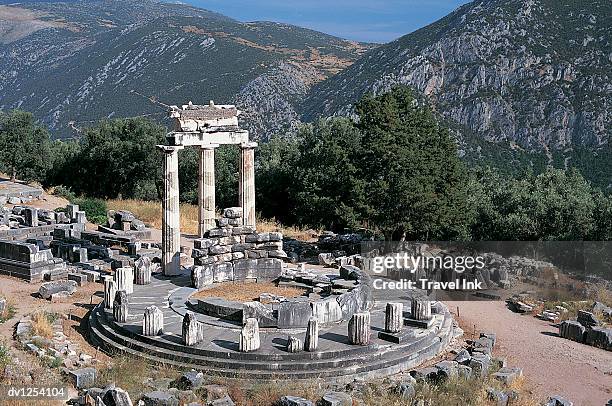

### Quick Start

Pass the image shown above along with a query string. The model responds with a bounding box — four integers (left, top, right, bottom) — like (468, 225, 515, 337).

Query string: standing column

(238, 142, 257, 227)
(198, 145, 217, 237)
(158, 145, 184, 276)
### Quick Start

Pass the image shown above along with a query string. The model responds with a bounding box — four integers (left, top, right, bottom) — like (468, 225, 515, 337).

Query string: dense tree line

(0, 86, 610, 241)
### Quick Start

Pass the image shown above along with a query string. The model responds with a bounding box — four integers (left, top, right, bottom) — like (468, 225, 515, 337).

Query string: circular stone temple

(88, 101, 455, 382)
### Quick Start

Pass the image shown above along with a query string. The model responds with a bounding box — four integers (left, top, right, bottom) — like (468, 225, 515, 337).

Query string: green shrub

(73, 197, 108, 224)
(52, 185, 76, 201)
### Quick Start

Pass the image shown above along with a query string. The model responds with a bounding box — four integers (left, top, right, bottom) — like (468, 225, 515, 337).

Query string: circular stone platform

(89, 269, 455, 382)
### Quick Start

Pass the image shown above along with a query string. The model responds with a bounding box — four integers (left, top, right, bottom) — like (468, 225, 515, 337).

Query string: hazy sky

(184, 0, 471, 43)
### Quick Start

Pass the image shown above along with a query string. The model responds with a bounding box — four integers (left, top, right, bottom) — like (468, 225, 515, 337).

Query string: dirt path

(446, 300, 612, 406)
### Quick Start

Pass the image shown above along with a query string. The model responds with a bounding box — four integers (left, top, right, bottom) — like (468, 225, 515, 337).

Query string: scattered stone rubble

(0, 181, 43, 205)
(559, 308, 612, 351)
(16, 312, 98, 386)
(0, 203, 160, 291)
(104, 210, 147, 232)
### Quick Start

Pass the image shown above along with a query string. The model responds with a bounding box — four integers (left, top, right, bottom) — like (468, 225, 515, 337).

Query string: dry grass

(107, 199, 319, 241)
(107, 199, 199, 235)
(256, 217, 320, 242)
(0, 297, 15, 323)
(542, 282, 612, 325)
(242, 381, 320, 406)
(96, 354, 153, 398)
(193, 282, 306, 303)
(30, 311, 54, 339)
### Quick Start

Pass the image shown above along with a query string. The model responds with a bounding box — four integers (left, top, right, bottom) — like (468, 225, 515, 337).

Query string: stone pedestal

(238, 143, 256, 227)
(239, 318, 260, 352)
(198, 145, 217, 237)
(114, 267, 134, 294)
(287, 336, 302, 353)
(348, 311, 370, 346)
(66, 204, 79, 221)
(104, 277, 117, 310)
(304, 317, 319, 352)
(182, 312, 204, 346)
(158, 145, 184, 276)
(385, 302, 403, 333)
(75, 211, 87, 224)
(113, 291, 128, 323)
(411, 299, 432, 321)
(143, 306, 164, 336)
(24, 207, 38, 227)
(134, 257, 153, 285)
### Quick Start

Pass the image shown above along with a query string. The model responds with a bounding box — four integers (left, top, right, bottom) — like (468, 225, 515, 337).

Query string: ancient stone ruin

(160, 101, 256, 276)
(0, 100, 458, 386)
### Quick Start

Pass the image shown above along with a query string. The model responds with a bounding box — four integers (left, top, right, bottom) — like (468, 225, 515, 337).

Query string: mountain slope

(0, 0, 371, 139)
(302, 0, 611, 152)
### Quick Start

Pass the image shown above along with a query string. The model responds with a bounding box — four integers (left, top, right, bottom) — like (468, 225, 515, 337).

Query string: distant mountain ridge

(0, 0, 371, 139)
(1, 0, 610, 189)
(302, 0, 611, 154)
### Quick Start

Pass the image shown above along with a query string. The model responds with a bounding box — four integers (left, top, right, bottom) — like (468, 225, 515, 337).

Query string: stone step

(90, 311, 451, 381)
(88, 304, 454, 380)
(92, 305, 439, 371)
(109, 303, 451, 366)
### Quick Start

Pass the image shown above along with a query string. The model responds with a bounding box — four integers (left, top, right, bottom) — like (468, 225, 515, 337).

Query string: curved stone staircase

(88, 302, 455, 382)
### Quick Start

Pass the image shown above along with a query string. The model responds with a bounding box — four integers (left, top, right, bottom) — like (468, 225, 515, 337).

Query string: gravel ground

(446, 300, 612, 406)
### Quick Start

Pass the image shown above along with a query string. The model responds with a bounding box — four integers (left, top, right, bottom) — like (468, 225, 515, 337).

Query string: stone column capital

(157, 145, 184, 153)
(240, 142, 258, 149)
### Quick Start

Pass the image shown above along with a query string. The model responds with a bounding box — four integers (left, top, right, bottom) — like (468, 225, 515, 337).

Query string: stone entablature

(169, 101, 240, 134)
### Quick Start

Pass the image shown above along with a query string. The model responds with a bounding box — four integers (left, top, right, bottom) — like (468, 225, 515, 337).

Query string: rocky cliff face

(0, 0, 370, 139)
(303, 0, 611, 152)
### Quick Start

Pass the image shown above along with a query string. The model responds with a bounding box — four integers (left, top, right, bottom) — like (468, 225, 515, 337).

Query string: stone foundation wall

(0, 240, 66, 282)
(191, 207, 287, 288)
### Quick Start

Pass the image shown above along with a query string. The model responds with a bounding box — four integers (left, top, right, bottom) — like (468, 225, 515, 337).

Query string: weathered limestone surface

(411, 299, 432, 321)
(113, 291, 129, 323)
(243, 301, 277, 327)
(577, 310, 600, 328)
(304, 317, 319, 352)
(114, 267, 134, 294)
(24, 207, 38, 227)
(311, 297, 343, 324)
(239, 318, 260, 352)
(585, 327, 612, 350)
(320, 392, 352, 406)
(104, 277, 117, 310)
(0, 240, 66, 282)
(348, 312, 370, 346)
(143, 305, 164, 336)
(238, 144, 256, 227)
(39, 280, 77, 300)
(287, 335, 302, 353)
(182, 312, 204, 346)
(159, 145, 183, 276)
(385, 302, 403, 333)
(134, 257, 153, 285)
(559, 320, 585, 343)
(102, 386, 133, 406)
(198, 146, 217, 237)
